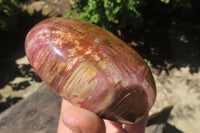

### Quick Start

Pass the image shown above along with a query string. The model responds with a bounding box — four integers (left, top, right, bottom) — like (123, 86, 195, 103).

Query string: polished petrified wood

(25, 17, 156, 124)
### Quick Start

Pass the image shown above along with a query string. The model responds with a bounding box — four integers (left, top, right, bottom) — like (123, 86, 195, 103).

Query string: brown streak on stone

(99, 85, 149, 124)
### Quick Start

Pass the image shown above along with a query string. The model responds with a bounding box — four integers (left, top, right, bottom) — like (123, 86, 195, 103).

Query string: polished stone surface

(25, 18, 156, 124)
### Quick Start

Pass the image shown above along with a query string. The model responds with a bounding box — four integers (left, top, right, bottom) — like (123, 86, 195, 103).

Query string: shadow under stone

(0, 97, 23, 113)
(163, 122, 184, 133)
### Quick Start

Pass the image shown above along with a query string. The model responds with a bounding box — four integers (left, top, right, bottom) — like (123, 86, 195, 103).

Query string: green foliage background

(0, 0, 21, 30)
(65, 0, 143, 29)
(65, 0, 184, 30)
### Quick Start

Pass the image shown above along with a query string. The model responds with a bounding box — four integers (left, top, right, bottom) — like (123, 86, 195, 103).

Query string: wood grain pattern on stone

(25, 17, 156, 124)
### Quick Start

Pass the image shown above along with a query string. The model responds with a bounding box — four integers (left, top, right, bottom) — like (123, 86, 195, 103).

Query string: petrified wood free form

(25, 17, 156, 124)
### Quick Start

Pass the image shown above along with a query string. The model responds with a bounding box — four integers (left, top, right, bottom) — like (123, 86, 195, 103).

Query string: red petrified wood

(25, 17, 156, 124)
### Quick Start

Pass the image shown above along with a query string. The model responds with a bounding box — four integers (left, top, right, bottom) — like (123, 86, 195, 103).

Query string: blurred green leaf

(144, 59, 152, 67)
(63, 9, 73, 18)
(161, 0, 170, 4)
